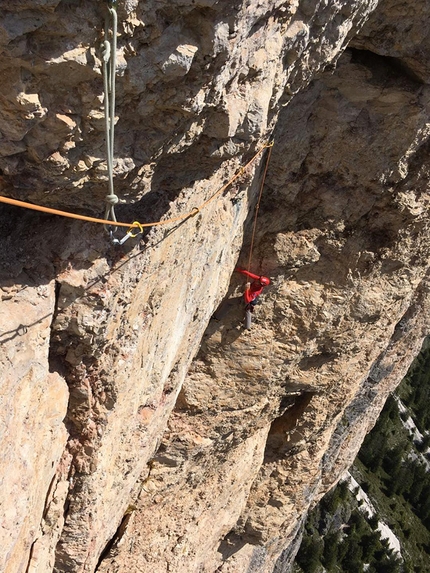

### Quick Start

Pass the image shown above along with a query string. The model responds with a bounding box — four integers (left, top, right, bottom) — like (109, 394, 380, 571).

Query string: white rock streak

(343, 473, 402, 557)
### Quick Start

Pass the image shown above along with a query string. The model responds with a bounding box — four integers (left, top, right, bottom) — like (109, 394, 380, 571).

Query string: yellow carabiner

(127, 221, 144, 238)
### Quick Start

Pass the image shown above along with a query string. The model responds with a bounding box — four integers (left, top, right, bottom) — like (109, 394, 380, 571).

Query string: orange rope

(0, 143, 271, 232)
(246, 142, 273, 274)
(0, 196, 133, 228)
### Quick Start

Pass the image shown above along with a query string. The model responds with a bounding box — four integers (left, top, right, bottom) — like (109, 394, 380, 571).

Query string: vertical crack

(94, 507, 136, 571)
(24, 539, 37, 573)
(48, 280, 64, 376)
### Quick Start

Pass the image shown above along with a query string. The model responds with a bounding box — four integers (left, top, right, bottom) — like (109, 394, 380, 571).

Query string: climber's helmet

(259, 277, 270, 286)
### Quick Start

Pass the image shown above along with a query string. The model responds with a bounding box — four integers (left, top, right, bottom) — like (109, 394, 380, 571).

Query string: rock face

(1, 1, 430, 572)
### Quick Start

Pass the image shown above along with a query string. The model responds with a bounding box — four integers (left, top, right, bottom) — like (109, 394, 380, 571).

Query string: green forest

(292, 339, 430, 573)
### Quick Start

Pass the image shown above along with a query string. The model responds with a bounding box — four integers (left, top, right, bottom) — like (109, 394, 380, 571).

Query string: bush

(340, 539, 363, 573)
(295, 534, 323, 573)
(322, 533, 339, 570)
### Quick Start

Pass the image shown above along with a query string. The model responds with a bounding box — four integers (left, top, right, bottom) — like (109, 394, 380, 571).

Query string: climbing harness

(0, 143, 273, 234)
(236, 268, 270, 330)
(102, 0, 119, 238)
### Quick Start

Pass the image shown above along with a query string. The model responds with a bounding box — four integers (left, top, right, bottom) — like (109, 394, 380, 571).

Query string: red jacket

(235, 268, 270, 304)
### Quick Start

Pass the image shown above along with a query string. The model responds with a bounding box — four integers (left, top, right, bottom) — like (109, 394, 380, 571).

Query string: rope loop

(102, 1, 118, 234)
(102, 40, 111, 63)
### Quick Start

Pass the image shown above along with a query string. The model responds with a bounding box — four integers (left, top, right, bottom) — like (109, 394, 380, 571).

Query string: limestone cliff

(1, 1, 430, 572)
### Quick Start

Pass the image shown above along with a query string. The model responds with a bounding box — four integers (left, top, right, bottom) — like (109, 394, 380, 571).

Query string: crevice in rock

(298, 351, 338, 371)
(94, 508, 135, 572)
(24, 539, 37, 573)
(263, 392, 315, 464)
(218, 503, 270, 560)
(48, 280, 64, 376)
(42, 473, 57, 521)
(348, 47, 425, 86)
(217, 530, 249, 561)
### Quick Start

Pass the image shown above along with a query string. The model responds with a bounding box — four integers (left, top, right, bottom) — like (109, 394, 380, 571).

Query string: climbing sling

(102, 0, 119, 235)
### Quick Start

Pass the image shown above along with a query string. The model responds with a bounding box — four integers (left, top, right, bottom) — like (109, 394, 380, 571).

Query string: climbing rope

(102, 0, 119, 234)
(0, 143, 273, 240)
(238, 142, 273, 330)
(246, 141, 273, 275)
(0, 0, 275, 250)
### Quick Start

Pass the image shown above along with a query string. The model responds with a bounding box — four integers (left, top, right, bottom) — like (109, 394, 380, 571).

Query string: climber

(235, 267, 270, 311)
